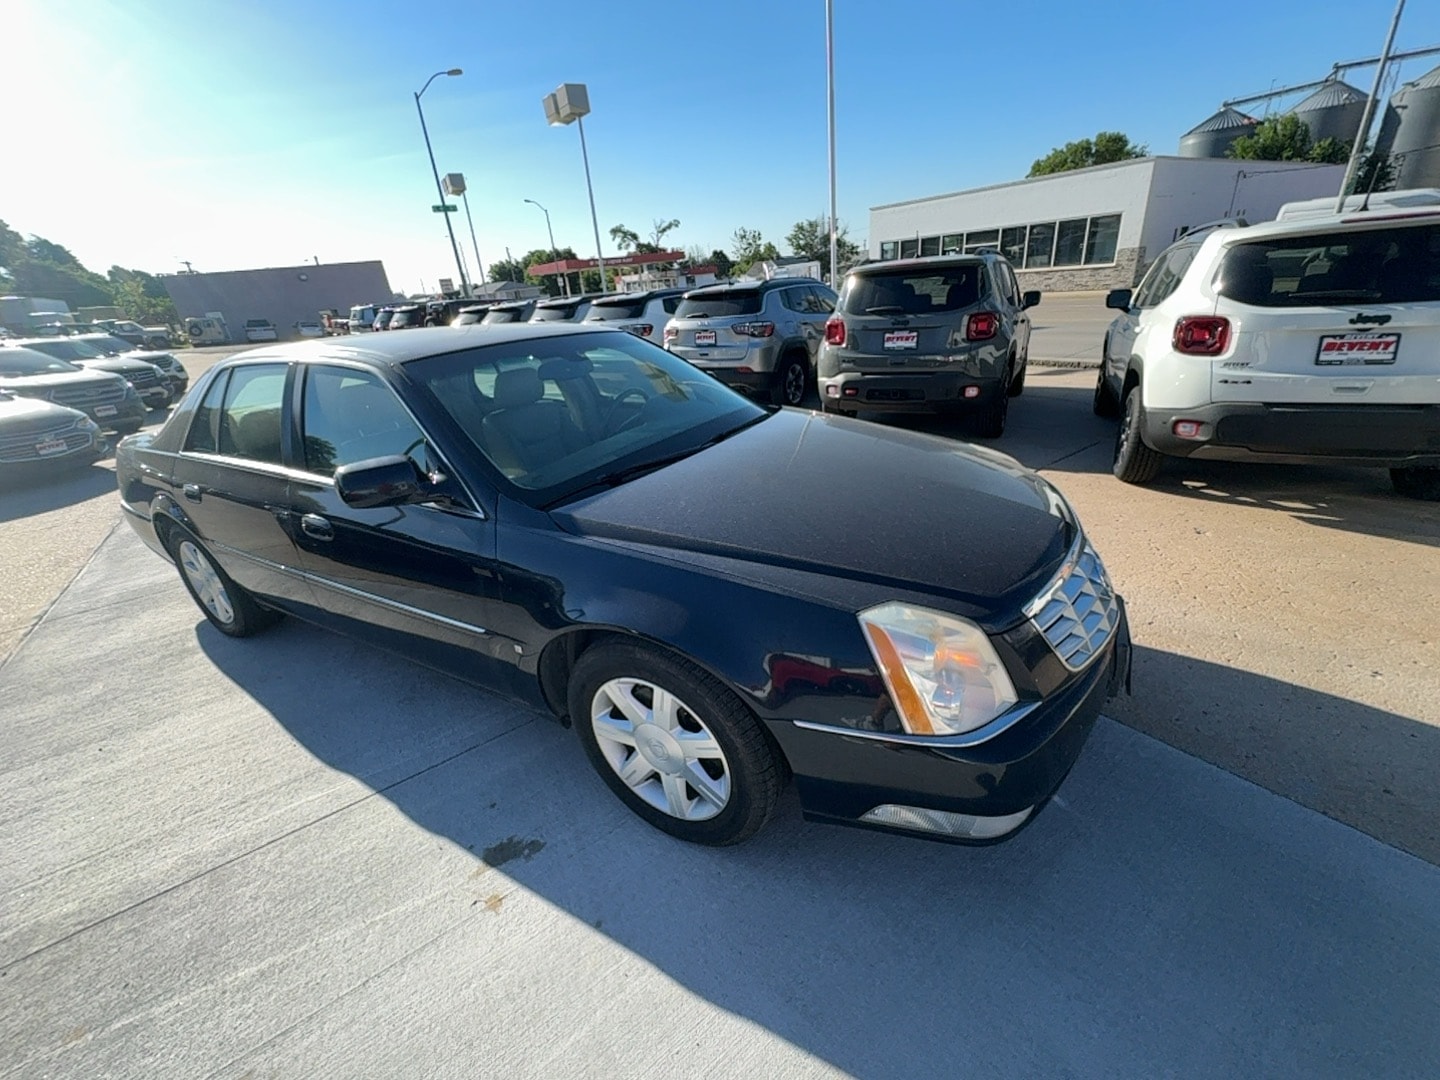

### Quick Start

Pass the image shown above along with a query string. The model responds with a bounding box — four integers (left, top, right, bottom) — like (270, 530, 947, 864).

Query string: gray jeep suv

(817, 253, 1039, 436)
(664, 278, 837, 405)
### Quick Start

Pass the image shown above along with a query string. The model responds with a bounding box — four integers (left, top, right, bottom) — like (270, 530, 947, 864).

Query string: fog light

(860, 803, 1033, 840)
(1172, 419, 1205, 440)
(843, 386, 859, 397)
(963, 385, 981, 399)
(825, 384, 840, 398)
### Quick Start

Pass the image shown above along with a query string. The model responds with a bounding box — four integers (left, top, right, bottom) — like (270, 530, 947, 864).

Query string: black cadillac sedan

(116, 325, 1131, 847)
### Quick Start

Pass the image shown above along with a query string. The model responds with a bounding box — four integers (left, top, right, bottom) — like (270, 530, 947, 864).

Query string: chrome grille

(1026, 538, 1119, 672)
(49, 382, 128, 410)
(0, 424, 90, 462)
(125, 369, 161, 389)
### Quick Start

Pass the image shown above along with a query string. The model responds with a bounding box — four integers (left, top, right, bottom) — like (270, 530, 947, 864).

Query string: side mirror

(335, 455, 428, 509)
(1105, 288, 1133, 312)
(1021, 290, 1042, 310)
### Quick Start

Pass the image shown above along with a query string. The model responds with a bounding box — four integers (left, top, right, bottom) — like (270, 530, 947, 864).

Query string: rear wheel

(1008, 354, 1027, 397)
(569, 642, 782, 846)
(772, 352, 809, 406)
(1092, 363, 1120, 418)
(164, 527, 280, 637)
(1390, 466, 1440, 501)
(973, 366, 1011, 438)
(1113, 384, 1164, 484)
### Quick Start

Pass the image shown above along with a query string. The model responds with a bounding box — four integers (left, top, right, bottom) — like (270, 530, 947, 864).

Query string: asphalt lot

(2, 321, 1439, 1076)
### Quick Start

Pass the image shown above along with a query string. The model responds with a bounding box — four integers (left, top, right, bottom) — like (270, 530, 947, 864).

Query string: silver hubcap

(178, 540, 234, 624)
(784, 362, 805, 404)
(1118, 392, 1138, 456)
(590, 678, 731, 821)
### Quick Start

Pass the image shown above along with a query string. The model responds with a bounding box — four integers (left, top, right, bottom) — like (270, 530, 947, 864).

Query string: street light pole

(575, 115, 607, 292)
(825, 0, 839, 286)
(460, 189, 486, 290)
(543, 83, 607, 294)
(415, 68, 469, 296)
(525, 198, 569, 295)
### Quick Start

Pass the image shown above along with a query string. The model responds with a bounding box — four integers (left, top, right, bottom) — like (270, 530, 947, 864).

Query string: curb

(1030, 358, 1101, 370)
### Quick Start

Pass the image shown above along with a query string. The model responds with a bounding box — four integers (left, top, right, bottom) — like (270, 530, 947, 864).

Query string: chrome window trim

(793, 700, 1042, 749)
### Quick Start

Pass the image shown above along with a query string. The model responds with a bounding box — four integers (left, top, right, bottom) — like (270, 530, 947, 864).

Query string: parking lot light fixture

(542, 83, 607, 291)
(525, 198, 569, 295)
(415, 68, 469, 297)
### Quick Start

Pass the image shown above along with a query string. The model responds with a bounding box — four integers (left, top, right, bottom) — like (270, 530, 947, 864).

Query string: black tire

(771, 352, 809, 406)
(973, 367, 1011, 438)
(1092, 364, 1120, 418)
(1390, 466, 1440, 501)
(1113, 384, 1164, 484)
(568, 641, 782, 846)
(163, 525, 281, 637)
(1008, 354, 1026, 397)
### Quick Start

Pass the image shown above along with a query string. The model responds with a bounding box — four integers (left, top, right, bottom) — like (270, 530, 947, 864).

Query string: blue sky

(5, 0, 1437, 294)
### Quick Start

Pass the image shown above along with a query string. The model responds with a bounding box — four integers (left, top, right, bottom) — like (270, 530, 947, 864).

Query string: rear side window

(1133, 245, 1198, 307)
(841, 267, 986, 316)
(216, 364, 287, 465)
(483, 308, 524, 324)
(184, 371, 229, 453)
(1216, 223, 1440, 306)
(674, 292, 762, 318)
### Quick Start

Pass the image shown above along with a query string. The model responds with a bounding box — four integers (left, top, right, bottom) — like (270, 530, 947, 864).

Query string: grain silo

(1178, 107, 1259, 158)
(1378, 63, 1440, 189)
(1287, 79, 1369, 145)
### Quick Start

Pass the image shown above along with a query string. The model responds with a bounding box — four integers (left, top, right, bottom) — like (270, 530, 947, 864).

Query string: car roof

(535, 291, 612, 307)
(683, 277, 822, 296)
(855, 253, 997, 274)
(220, 322, 632, 369)
(590, 288, 687, 303)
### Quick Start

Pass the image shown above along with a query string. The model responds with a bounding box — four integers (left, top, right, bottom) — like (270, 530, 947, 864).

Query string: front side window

(216, 363, 287, 464)
(1132, 246, 1197, 308)
(300, 366, 427, 475)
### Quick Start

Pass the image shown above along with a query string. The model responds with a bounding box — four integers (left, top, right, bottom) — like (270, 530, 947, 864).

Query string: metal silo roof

(1290, 79, 1367, 111)
(1184, 107, 1258, 134)
(1408, 63, 1440, 90)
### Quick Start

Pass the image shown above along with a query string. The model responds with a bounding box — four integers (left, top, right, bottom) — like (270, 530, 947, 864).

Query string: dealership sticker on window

(884, 330, 919, 350)
(1316, 332, 1400, 366)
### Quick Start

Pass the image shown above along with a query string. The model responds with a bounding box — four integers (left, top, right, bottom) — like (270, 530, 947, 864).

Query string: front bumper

(86, 398, 148, 432)
(1144, 402, 1440, 468)
(819, 371, 1006, 414)
(0, 437, 106, 478)
(766, 600, 1131, 844)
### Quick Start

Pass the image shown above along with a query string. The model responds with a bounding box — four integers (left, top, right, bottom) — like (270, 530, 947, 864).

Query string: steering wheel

(603, 387, 650, 434)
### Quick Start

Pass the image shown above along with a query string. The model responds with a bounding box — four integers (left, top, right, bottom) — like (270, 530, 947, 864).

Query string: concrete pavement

(2, 527, 1438, 1078)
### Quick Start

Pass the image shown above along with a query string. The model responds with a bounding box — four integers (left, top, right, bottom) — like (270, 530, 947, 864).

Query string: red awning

(527, 249, 685, 276)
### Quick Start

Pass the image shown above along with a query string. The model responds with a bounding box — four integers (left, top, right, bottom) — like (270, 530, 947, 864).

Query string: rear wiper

(864, 305, 905, 315)
(685, 312, 710, 319)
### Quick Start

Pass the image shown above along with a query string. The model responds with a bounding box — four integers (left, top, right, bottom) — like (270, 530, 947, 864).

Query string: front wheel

(1092, 364, 1120, 418)
(1113, 384, 1164, 484)
(771, 353, 809, 406)
(165, 527, 281, 637)
(1391, 466, 1440, 501)
(569, 642, 782, 846)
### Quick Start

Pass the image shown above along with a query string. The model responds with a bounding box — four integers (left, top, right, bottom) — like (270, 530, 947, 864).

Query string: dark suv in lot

(817, 253, 1039, 435)
(664, 278, 837, 405)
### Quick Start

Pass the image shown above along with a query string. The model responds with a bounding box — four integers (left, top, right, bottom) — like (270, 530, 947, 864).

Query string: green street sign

(432, 204, 457, 213)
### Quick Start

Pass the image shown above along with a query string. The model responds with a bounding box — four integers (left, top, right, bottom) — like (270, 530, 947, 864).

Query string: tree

(1349, 149, 1397, 196)
(1227, 114, 1349, 164)
(649, 217, 680, 249)
(609, 224, 641, 252)
(708, 249, 733, 279)
(1028, 131, 1148, 177)
(487, 256, 529, 284)
(730, 227, 778, 268)
(107, 267, 178, 324)
(786, 215, 862, 280)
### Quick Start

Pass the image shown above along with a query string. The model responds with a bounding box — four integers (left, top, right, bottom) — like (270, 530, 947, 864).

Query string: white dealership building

(868, 156, 1346, 292)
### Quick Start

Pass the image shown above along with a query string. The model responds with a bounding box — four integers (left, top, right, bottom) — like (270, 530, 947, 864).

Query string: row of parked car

(0, 331, 190, 482)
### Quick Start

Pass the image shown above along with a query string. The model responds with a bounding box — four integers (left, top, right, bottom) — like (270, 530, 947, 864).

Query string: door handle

(182, 483, 202, 503)
(300, 514, 334, 541)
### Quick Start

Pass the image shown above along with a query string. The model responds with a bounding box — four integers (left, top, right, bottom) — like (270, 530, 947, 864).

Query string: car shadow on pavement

(0, 464, 116, 522)
(195, 618, 1440, 1077)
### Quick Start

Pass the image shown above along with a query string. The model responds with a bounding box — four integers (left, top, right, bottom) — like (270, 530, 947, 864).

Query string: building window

(1054, 219, 1088, 266)
(919, 236, 941, 257)
(1000, 226, 1026, 265)
(1025, 223, 1055, 269)
(880, 241, 899, 261)
(899, 239, 919, 259)
(964, 229, 999, 253)
(941, 234, 963, 255)
(1086, 215, 1121, 264)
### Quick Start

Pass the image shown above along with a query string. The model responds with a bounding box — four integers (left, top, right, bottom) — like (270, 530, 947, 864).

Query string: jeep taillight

(825, 317, 846, 345)
(732, 321, 775, 338)
(663, 326, 678, 345)
(625, 324, 653, 338)
(965, 312, 999, 341)
(1173, 316, 1230, 355)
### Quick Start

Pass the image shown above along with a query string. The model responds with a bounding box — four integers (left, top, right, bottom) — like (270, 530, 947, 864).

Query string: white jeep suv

(1095, 190, 1440, 500)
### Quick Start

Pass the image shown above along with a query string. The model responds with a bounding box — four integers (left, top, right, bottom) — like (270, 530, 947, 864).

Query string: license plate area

(1316, 331, 1400, 366)
(693, 330, 717, 346)
(35, 438, 68, 456)
(95, 405, 118, 417)
(884, 330, 918, 350)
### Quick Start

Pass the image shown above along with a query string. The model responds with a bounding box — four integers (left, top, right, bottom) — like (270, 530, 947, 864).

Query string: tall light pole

(460, 189, 486, 289)
(524, 198, 569, 295)
(543, 83, 607, 292)
(415, 68, 468, 296)
(826, 0, 839, 285)
(1335, 0, 1406, 210)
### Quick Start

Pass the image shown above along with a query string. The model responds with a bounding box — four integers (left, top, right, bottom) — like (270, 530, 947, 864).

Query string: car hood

(0, 393, 85, 426)
(551, 409, 1075, 622)
(77, 358, 158, 375)
(0, 370, 127, 391)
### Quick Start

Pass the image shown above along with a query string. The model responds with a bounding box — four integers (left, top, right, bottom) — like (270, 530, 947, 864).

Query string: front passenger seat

(480, 367, 587, 476)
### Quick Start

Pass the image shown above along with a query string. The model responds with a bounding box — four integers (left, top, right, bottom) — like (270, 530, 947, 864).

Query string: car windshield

(0, 349, 83, 375)
(23, 339, 105, 361)
(245, 320, 271, 328)
(1215, 222, 1440, 306)
(82, 335, 134, 353)
(405, 330, 767, 505)
(374, 311, 395, 326)
(674, 292, 761, 319)
(585, 298, 647, 321)
(482, 308, 525, 324)
(842, 266, 985, 315)
(349, 307, 373, 322)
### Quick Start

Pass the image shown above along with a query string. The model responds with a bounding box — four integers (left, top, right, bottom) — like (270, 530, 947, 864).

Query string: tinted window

(1133, 246, 1198, 307)
(661, 296, 681, 315)
(965, 229, 999, 254)
(899, 240, 919, 259)
(184, 371, 228, 453)
(780, 287, 810, 312)
(804, 286, 837, 314)
(1000, 227, 1026, 265)
(453, 311, 485, 325)
(25, 339, 103, 361)
(532, 302, 583, 322)
(992, 263, 1017, 306)
(879, 241, 899, 260)
(1025, 223, 1055, 268)
(0, 349, 81, 375)
(1085, 215, 1121, 265)
(586, 299, 647, 321)
(674, 291, 762, 318)
(1054, 219, 1088, 266)
(482, 307, 525, 324)
(842, 266, 985, 316)
(919, 236, 941, 257)
(216, 364, 287, 464)
(301, 366, 427, 475)
(1215, 223, 1440, 306)
(941, 234, 963, 256)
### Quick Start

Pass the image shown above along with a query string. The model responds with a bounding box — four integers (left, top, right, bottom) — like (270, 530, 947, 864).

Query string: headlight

(858, 602, 1018, 736)
(72, 415, 100, 432)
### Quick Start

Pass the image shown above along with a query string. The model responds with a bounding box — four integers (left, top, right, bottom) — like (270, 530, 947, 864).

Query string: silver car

(664, 278, 837, 405)
(817, 253, 1038, 436)
(583, 288, 687, 345)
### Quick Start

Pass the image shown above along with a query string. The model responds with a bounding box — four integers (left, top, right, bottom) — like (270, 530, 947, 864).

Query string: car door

(785, 286, 829, 362)
(170, 361, 310, 607)
(284, 362, 519, 696)
(1107, 245, 1195, 377)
